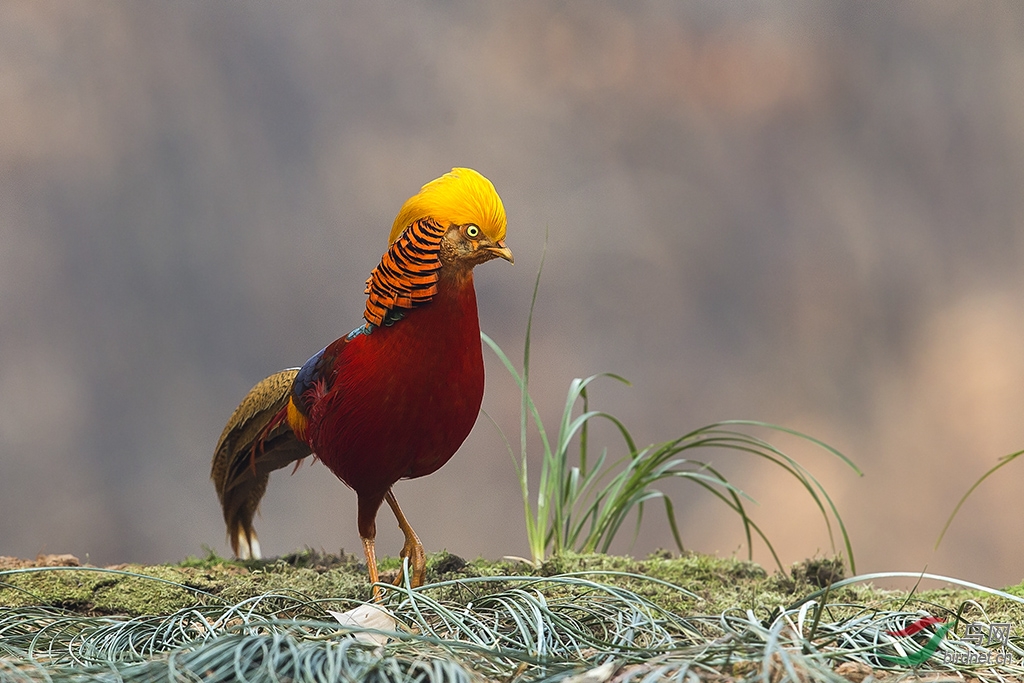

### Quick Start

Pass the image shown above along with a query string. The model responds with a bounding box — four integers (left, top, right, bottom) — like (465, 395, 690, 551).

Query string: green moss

(2, 551, 1023, 626)
(0, 565, 226, 615)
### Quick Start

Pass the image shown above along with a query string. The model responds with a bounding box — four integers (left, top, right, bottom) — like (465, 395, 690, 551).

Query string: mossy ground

(2, 550, 1022, 628)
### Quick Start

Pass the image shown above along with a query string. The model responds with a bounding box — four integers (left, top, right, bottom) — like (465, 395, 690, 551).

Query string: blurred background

(3, 2, 1024, 588)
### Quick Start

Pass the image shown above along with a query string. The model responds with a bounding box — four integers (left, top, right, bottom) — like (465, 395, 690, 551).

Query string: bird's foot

(384, 489, 427, 589)
(394, 540, 427, 589)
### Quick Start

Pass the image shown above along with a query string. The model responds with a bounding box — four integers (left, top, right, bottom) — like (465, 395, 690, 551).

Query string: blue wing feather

(290, 346, 328, 416)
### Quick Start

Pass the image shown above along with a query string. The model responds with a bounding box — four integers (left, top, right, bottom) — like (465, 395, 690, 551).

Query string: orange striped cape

(363, 219, 446, 327)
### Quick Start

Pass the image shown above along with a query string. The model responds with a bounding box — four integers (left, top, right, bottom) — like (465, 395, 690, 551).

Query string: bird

(210, 168, 513, 599)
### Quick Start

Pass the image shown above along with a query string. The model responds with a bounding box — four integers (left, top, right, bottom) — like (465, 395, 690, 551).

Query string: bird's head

(390, 167, 514, 268)
(363, 168, 511, 326)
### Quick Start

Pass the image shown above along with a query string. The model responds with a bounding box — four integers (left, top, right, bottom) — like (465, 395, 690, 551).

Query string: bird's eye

(465, 225, 480, 238)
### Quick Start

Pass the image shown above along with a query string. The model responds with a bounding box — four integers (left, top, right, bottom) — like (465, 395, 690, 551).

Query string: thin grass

(938, 448, 1024, 549)
(3, 568, 1024, 683)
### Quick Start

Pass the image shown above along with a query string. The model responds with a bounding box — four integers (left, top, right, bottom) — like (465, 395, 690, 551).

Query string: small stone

(563, 661, 617, 683)
(328, 603, 397, 646)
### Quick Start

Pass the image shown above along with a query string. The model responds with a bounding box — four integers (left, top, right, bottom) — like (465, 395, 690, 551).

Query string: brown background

(3, 2, 1024, 588)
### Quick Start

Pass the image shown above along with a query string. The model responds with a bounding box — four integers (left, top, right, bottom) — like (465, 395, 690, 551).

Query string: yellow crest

(389, 168, 506, 244)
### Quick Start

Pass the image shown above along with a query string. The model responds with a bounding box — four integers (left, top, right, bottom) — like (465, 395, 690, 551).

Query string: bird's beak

(486, 241, 514, 264)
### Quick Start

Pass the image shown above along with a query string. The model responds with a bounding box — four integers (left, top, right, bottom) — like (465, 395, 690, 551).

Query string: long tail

(211, 369, 312, 559)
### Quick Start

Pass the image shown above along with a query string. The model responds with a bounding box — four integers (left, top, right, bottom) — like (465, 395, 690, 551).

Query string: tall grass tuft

(483, 256, 861, 571)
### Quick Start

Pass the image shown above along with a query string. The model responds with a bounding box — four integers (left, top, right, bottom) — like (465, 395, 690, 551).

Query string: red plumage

(211, 168, 512, 598)
(303, 273, 484, 540)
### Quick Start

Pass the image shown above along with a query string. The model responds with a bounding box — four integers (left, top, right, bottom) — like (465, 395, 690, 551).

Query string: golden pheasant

(211, 168, 512, 597)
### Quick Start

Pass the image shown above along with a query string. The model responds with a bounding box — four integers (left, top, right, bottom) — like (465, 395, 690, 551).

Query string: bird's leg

(361, 536, 383, 602)
(384, 488, 426, 588)
(357, 495, 385, 602)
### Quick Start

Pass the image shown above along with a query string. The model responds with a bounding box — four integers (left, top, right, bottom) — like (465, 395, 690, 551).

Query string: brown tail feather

(211, 368, 312, 559)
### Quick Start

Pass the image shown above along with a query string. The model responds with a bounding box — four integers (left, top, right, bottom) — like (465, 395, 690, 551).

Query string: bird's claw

(395, 541, 427, 588)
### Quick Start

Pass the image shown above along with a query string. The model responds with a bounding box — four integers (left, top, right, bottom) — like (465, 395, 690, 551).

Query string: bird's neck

(415, 268, 479, 329)
(373, 268, 479, 342)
